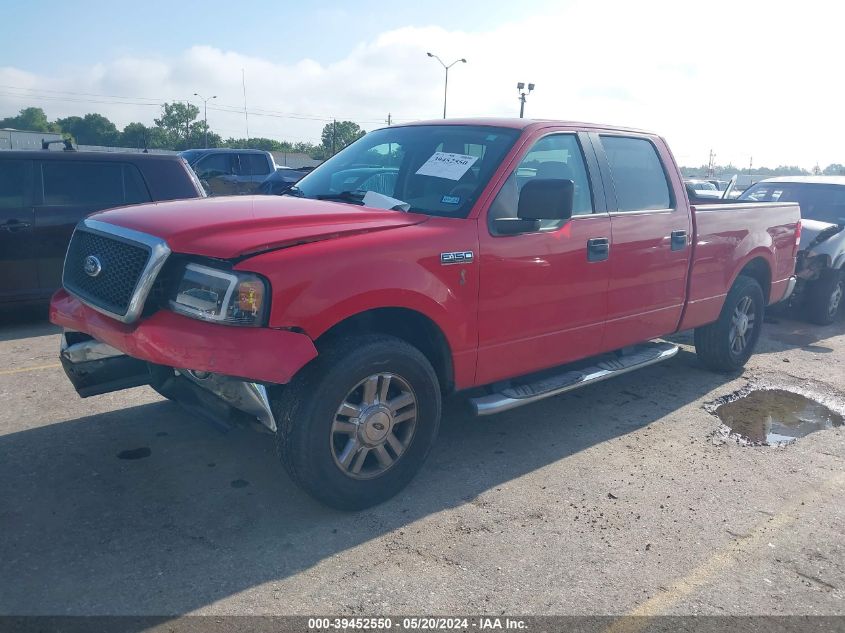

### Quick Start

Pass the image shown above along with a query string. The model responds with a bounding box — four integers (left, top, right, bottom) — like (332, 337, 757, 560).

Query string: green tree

(119, 122, 169, 150)
(321, 121, 365, 155)
(154, 101, 203, 149)
(823, 163, 845, 176)
(0, 107, 58, 132)
(56, 113, 119, 146)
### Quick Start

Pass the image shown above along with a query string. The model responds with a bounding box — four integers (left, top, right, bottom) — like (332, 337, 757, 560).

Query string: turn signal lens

(237, 279, 265, 317)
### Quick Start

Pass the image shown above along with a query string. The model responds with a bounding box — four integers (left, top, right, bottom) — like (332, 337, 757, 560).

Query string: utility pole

(707, 149, 716, 178)
(386, 113, 392, 126)
(517, 82, 535, 118)
(193, 93, 217, 148)
(426, 53, 466, 118)
(242, 68, 250, 141)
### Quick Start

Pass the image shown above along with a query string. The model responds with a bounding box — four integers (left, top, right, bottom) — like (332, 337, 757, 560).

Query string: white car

(739, 176, 845, 324)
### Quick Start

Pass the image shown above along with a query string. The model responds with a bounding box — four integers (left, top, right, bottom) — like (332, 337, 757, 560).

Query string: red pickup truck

(51, 119, 800, 509)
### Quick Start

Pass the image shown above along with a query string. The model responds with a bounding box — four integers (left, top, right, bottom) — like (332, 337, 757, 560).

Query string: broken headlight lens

(169, 263, 269, 327)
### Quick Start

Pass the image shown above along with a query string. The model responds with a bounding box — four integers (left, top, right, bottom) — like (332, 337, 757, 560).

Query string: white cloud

(1, 0, 843, 166)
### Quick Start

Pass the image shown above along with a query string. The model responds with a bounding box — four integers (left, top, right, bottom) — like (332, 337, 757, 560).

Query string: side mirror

(518, 178, 574, 221)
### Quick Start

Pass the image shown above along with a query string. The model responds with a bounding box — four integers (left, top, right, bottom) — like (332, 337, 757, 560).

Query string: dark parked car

(0, 150, 204, 307)
(256, 167, 307, 195)
(179, 148, 276, 196)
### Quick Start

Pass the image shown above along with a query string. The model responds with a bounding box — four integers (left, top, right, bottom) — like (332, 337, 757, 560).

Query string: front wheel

(694, 275, 764, 372)
(274, 334, 442, 510)
(805, 269, 844, 325)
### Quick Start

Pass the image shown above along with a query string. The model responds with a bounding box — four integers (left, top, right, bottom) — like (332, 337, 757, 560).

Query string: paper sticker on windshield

(416, 152, 478, 180)
(441, 195, 461, 205)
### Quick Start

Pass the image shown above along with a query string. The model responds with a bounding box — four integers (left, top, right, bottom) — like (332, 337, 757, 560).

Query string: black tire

(805, 269, 844, 325)
(148, 365, 178, 401)
(274, 334, 441, 510)
(694, 275, 764, 372)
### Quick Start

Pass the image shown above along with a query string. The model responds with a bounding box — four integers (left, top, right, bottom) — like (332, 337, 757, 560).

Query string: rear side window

(239, 153, 271, 176)
(601, 136, 672, 211)
(123, 164, 152, 204)
(0, 159, 31, 208)
(42, 162, 151, 207)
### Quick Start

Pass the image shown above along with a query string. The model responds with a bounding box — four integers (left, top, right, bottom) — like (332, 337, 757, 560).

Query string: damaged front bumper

(51, 290, 319, 433)
(60, 331, 278, 432)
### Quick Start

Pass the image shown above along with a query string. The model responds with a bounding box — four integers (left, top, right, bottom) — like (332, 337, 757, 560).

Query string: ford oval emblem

(84, 255, 102, 278)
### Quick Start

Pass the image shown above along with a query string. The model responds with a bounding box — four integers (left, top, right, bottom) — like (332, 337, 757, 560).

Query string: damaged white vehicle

(740, 176, 845, 324)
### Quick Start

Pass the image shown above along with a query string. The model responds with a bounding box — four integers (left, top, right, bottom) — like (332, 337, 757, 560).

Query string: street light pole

(516, 82, 535, 118)
(426, 53, 466, 119)
(193, 93, 217, 148)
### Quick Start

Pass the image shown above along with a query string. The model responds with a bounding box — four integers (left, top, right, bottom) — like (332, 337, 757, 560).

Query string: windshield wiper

(314, 190, 366, 205)
(282, 185, 305, 197)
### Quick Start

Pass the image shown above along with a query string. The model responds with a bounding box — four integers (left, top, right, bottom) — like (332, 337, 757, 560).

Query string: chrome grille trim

(63, 218, 171, 324)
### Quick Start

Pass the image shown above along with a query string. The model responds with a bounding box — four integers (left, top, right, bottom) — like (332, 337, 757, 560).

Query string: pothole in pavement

(712, 389, 843, 446)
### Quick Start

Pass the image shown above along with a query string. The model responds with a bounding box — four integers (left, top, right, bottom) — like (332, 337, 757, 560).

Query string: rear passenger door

(593, 134, 692, 349)
(237, 153, 273, 193)
(0, 158, 39, 301)
(34, 160, 151, 296)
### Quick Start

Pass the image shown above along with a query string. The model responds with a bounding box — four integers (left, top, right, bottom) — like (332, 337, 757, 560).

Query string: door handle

(587, 237, 610, 262)
(0, 220, 32, 232)
(670, 230, 688, 251)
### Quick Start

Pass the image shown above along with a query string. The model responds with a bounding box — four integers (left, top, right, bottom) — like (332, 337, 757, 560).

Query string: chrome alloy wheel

(729, 295, 756, 354)
(330, 373, 418, 480)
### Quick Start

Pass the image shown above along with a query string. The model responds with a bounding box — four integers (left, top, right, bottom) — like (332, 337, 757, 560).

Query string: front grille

(63, 229, 152, 316)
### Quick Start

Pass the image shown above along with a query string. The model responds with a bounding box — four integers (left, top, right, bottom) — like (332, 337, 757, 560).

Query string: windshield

(178, 149, 204, 166)
(291, 125, 521, 217)
(739, 182, 845, 224)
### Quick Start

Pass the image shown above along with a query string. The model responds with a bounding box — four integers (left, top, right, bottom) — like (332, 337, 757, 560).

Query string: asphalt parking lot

(1, 307, 843, 617)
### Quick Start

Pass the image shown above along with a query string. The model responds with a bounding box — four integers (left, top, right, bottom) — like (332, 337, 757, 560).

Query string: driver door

(476, 131, 611, 385)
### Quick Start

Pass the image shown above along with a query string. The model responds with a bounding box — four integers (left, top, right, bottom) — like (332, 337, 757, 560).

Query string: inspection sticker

(416, 152, 478, 180)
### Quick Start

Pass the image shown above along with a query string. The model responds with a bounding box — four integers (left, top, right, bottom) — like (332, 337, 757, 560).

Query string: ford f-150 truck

(50, 119, 801, 509)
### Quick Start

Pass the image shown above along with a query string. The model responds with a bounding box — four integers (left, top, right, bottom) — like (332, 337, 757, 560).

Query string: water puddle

(715, 389, 843, 445)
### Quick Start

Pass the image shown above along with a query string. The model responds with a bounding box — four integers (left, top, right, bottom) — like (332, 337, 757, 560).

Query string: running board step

(469, 341, 679, 416)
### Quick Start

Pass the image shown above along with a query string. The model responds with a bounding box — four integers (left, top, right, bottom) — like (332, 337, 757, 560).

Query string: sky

(1, 0, 843, 168)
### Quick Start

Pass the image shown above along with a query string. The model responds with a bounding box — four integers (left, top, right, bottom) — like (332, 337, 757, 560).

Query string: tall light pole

(193, 93, 217, 148)
(426, 53, 466, 119)
(517, 82, 535, 118)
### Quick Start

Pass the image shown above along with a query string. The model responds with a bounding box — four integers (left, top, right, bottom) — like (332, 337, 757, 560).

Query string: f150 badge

(440, 251, 474, 265)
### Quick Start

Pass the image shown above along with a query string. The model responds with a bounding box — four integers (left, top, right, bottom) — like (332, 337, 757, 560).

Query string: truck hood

(91, 195, 428, 259)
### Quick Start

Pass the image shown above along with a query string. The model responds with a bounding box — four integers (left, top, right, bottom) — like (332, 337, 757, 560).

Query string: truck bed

(681, 201, 801, 330)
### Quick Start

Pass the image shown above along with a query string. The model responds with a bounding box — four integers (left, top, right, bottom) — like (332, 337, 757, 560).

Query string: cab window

(600, 136, 673, 211)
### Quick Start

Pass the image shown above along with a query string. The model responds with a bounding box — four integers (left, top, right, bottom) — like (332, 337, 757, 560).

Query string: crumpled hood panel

(799, 218, 845, 253)
(91, 195, 427, 259)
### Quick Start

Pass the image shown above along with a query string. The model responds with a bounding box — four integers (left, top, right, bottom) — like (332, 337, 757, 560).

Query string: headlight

(169, 263, 269, 327)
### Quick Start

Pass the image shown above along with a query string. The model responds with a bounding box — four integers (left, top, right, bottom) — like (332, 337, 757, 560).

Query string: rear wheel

(806, 269, 844, 325)
(274, 334, 441, 510)
(694, 275, 764, 372)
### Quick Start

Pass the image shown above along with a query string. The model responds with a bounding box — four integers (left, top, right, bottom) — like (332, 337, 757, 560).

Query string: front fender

(238, 218, 480, 361)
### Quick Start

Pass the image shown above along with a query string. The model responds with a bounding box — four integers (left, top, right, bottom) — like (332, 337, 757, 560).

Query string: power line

(0, 83, 425, 125)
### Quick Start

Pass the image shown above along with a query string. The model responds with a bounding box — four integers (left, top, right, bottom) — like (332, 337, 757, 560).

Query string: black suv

(0, 150, 204, 306)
